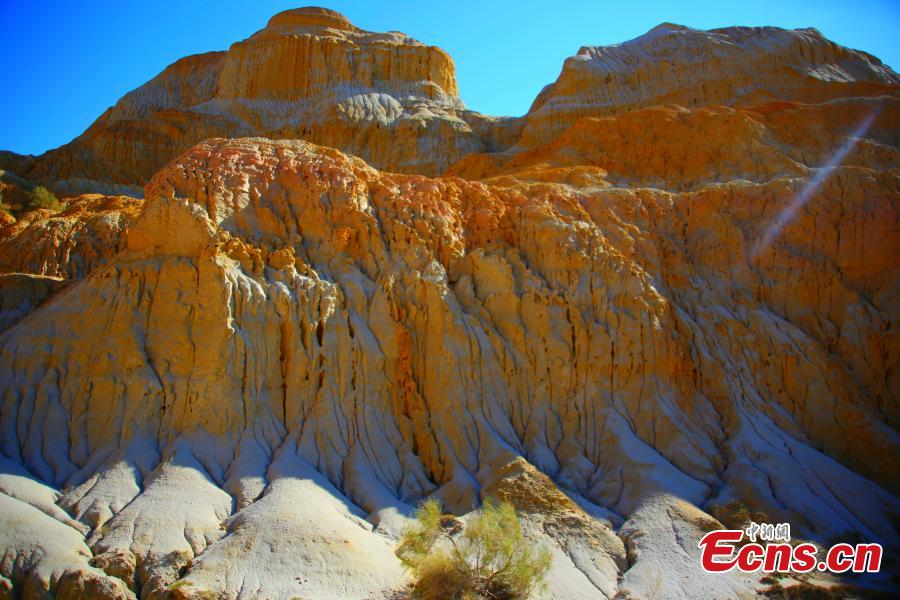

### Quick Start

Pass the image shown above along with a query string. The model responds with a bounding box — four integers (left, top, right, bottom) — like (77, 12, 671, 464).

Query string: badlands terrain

(0, 6, 898, 599)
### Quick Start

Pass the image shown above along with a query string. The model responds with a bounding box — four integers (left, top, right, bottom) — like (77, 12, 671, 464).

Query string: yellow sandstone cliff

(0, 8, 897, 600)
(5, 7, 507, 195)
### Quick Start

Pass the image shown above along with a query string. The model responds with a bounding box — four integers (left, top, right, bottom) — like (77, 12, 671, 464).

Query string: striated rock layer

(1, 127, 897, 598)
(519, 22, 900, 146)
(5, 15, 898, 198)
(4, 7, 513, 195)
(0, 194, 143, 279)
(0, 9, 898, 600)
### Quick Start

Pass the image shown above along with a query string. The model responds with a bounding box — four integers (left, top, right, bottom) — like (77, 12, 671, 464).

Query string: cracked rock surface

(0, 8, 898, 600)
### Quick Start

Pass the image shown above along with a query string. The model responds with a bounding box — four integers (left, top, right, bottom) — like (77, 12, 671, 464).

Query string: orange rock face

(10, 7, 504, 195)
(0, 10, 898, 600)
(519, 23, 900, 145)
(0, 194, 142, 278)
(217, 7, 459, 101)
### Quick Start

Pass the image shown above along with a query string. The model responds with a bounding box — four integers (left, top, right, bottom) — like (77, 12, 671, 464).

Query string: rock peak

(266, 6, 358, 32)
(648, 22, 690, 33)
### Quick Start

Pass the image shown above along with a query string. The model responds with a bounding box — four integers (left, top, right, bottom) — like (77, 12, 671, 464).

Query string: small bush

(709, 499, 769, 530)
(397, 499, 552, 600)
(26, 186, 61, 212)
(762, 581, 864, 599)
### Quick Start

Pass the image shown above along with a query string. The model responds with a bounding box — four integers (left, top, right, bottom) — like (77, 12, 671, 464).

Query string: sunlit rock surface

(5, 7, 510, 195)
(518, 22, 900, 145)
(0, 194, 143, 279)
(0, 9, 898, 599)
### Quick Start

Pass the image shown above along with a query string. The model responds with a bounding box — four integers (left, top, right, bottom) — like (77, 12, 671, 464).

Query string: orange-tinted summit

(265, 6, 360, 32)
(2, 7, 494, 194)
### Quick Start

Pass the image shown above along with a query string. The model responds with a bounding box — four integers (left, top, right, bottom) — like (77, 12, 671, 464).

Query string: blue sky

(2, 0, 898, 156)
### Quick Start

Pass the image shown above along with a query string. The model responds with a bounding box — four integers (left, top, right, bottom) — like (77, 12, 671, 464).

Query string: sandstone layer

(1, 128, 897, 597)
(519, 22, 900, 146)
(0, 9, 898, 600)
(3, 7, 513, 195)
(0, 195, 143, 279)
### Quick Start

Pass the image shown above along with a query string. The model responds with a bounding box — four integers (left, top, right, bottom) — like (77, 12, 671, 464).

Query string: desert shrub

(26, 185, 60, 211)
(709, 499, 769, 530)
(396, 499, 552, 600)
(760, 581, 893, 599)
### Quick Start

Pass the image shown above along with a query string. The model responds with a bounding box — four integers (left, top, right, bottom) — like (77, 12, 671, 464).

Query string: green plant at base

(397, 499, 552, 600)
(26, 186, 60, 212)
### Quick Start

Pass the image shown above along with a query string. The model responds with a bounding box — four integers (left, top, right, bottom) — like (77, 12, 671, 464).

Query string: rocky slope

(0, 8, 898, 600)
(0, 194, 142, 279)
(518, 22, 900, 146)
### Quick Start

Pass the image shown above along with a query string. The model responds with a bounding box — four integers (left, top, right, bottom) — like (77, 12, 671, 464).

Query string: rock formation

(3, 7, 514, 196)
(0, 8, 898, 600)
(0, 195, 142, 279)
(518, 23, 900, 145)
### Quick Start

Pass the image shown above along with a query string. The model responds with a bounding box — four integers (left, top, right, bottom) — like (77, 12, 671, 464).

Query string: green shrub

(397, 499, 552, 600)
(26, 186, 60, 212)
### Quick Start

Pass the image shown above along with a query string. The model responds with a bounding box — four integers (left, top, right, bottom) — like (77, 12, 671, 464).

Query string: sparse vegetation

(396, 499, 552, 600)
(167, 579, 189, 591)
(708, 499, 770, 530)
(26, 185, 61, 212)
(761, 581, 897, 599)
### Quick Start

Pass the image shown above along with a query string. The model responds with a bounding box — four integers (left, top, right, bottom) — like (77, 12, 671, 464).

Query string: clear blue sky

(2, 0, 898, 156)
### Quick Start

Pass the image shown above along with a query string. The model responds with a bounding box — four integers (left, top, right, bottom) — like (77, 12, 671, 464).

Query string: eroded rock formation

(519, 23, 900, 145)
(0, 195, 142, 279)
(0, 8, 898, 600)
(6, 7, 513, 195)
